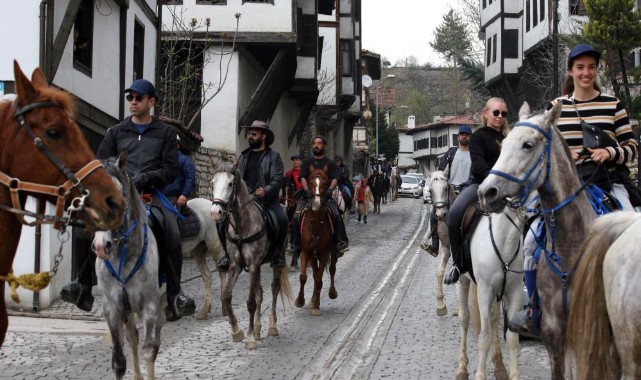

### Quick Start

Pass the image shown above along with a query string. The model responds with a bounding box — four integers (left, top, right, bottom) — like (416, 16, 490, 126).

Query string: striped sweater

(552, 93, 638, 165)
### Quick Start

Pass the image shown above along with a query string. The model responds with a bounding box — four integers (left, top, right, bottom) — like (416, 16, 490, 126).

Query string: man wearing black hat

(217, 120, 288, 272)
(61, 79, 196, 322)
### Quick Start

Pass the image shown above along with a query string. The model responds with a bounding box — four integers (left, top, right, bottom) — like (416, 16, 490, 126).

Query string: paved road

(2, 198, 550, 379)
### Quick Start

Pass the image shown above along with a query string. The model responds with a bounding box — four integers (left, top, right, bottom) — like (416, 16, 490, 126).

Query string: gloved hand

(325, 189, 334, 201)
(132, 173, 149, 192)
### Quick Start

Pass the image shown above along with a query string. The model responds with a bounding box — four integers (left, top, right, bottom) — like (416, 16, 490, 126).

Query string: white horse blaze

(92, 231, 109, 259)
(211, 204, 224, 221)
(312, 177, 321, 210)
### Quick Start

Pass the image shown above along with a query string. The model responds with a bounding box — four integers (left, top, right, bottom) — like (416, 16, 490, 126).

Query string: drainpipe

(39, 0, 48, 70)
(32, 200, 44, 312)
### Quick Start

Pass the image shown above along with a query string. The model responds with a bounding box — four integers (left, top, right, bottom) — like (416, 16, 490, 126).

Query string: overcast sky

(361, 0, 463, 67)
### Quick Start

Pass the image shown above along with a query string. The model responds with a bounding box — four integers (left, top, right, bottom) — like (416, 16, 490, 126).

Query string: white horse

(390, 166, 399, 202)
(456, 202, 526, 380)
(180, 198, 226, 319)
(95, 155, 163, 380)
(566, 211, 641, 379)
(426, 170, 454, 317)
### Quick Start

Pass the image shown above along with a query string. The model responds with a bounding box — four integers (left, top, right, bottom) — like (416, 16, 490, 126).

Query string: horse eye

(523, 142, 534, 150)
(45, 129, 62, 140)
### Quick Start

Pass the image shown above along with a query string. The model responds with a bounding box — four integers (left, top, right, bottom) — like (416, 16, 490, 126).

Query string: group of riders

(420, 43, 641, 340)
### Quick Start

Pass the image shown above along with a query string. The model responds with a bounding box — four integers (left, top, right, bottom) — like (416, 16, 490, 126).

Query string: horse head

(429, 171, 450, 221)
(92, 153, 139, 260)
(478, 101, 565, 213)
(210, 164, 244, 222)
(0, 61, 124, 232)
(309, 168, 329, 211)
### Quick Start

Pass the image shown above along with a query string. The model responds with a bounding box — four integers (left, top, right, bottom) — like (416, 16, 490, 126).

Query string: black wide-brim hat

(242, 120, 275, 146)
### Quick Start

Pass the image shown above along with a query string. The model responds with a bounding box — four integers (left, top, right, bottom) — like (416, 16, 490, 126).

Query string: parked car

(399, 175, 422, 198)
(404, 172, 427, 187)
(423, 175, 433, 204)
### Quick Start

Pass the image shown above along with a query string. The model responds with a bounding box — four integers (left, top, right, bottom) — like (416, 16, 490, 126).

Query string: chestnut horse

(295, 168, 338, 315)
(0, 62, 125, 347)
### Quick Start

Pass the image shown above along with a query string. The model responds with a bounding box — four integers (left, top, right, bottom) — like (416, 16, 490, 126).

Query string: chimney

(408, 115, 415, 129)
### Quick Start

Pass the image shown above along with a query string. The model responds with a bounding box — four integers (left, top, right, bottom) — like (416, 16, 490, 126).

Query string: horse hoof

(195, 308, 209, 320)
(245, 341, 257, 350)
(268, 327, 279, 336)
(311, 308, 322, 316)
(329, 288, 338, 299)
(437, 306, 447, 317)
(456, 372, 469, 380)
(232, 330, 245, 342)
(304, 302, 314, 309)
(453, 306, 459, 317)
(295, 297, 305, 308)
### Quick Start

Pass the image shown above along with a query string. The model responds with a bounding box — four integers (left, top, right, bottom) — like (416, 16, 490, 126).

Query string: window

(492, 34, 497, 63)
(526, 0, 530, 31)
(533, 0, 538, 28)
(73, 0, 94, 75)
(430, 136, 437, 149)
(503, 29, 519, 59)
(569, 0, 587, 16)
(482, 0, 486, 9)
(340, 40, 352, 77)
(453, 134, 459, 146)
(133, 20, 145, 81)
(196, 0, 226, 4)
(540, 0, 545, 22)
(242, 0, 274, 4)
(486, 37, 492, 67)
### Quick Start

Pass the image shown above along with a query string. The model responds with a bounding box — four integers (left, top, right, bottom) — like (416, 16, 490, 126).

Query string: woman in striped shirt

(552, 43, 638, 210)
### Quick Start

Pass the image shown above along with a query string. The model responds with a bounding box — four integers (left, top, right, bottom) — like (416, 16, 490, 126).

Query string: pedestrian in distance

(355, 178, 374, 223)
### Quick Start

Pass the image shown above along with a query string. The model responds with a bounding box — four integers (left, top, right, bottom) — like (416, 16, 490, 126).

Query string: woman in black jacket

(443, 97, 509, 285)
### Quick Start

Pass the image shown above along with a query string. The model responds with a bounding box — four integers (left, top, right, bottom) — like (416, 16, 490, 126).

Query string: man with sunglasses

(61, 79, 196, 322)
(216, 120, 288, 272)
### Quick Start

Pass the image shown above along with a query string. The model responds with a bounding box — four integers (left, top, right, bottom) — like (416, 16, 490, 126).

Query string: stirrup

(508, 306, 541, 339)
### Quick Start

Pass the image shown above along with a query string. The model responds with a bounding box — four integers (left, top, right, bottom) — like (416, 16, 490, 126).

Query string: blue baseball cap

(124, 79, 157, 98)
(568, 44, 601, 68)
(458, 125, 472, 134)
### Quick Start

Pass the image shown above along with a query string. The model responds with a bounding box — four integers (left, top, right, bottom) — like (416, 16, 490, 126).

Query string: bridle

(0, 100, 103, 229)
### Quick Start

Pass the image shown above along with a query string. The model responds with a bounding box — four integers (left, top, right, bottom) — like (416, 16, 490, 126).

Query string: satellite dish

(362, 75, 372, 88)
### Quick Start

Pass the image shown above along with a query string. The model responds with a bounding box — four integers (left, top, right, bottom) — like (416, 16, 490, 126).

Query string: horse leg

(504, 282, 523, 380)
(456, 278, 471, 380)
(474, 282, 496, 380)
(123, 316, 143, 380)
(105, 311, 127, 380)
(222, 267, 244, 343)
(245, 264, 261, 350)
(269, 267, 281, 337)
(193, 250, 212, 320)
(310, 256, 323, 316)
(436, 241, 449, 317)
(0, 283, 6, 346)
(295, 250, 308, 308)
(253, 278, 264, 342)
(328, 250, 338, 299)
(141, 302, 161, 380)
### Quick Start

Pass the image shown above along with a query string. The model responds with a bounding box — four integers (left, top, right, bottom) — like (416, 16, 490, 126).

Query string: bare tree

(159, 6, 240, 130)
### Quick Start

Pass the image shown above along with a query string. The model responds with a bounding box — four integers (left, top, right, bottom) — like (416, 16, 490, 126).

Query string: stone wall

(188, 146, 236, 199)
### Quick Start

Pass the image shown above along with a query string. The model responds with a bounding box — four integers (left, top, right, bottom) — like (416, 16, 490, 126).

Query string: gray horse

(95, 154, 163, 380)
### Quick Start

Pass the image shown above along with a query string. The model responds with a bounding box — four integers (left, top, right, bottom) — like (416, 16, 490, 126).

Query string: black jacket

(97, 116, 179, 193)
(469, 126, 505, 184)
(238, 147, 284, 204)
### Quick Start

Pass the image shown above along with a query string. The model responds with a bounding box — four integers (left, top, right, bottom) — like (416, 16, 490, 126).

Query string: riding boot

(60, 230, 94, 312)
(363, 215, 367, 224)
(444, 224, 463, 285)
(334, 210, 349, 254)
(216, 218, 230, 272)
(420, 217, 440, 257)
(292, 212, 301, 256)
(357, 214, 361, 222)
(508, 270, 541, 339)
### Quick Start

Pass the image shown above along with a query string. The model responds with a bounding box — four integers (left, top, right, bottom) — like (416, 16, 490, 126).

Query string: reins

(487, 209, 524, 302)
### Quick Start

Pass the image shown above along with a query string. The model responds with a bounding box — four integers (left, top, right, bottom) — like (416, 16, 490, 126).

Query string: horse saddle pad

(461, 202, 483, 283)
(178, 206, 201, 240)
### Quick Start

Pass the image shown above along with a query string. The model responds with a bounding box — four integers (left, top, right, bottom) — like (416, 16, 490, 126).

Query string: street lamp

(375, 74, 396, 159)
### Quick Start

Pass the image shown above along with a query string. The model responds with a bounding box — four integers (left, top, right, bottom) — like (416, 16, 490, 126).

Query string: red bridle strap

(0, 159, 104, 228)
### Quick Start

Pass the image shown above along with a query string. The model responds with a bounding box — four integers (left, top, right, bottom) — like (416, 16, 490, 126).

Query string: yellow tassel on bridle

(0, 271, 52, 303)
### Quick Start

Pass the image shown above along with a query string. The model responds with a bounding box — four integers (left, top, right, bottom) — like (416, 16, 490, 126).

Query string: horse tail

(278, 267, 293, 304)
(566, 212, 637, 379)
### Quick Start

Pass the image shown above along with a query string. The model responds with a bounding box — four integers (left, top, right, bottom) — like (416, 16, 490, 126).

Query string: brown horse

(295, 168, 338, 315)
(0, 62, 125, 346)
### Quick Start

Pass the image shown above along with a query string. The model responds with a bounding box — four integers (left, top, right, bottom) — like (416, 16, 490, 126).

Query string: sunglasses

(126, 94, 146, 102)
(491, 110, 508, 118)
(247, 130, 262, 137)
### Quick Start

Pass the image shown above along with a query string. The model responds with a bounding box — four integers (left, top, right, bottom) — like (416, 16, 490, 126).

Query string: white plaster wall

(339, 16, 353, 39)
(484, 20, 501, 82)
(0, 0, 40, 82)
(480, 0, 502, 28)
(296, 56, 315, 79)
(319, 27, 337, 105)
(163, 0, 293, 33)
(269, 93, 299, 155)
(200, 47, 243, 152)
(504, 17, 521, 74)
(522, 0, 551, 53)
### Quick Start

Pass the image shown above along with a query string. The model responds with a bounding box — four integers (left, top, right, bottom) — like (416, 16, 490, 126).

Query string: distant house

(406, 115, 477, 174)
(1, 0, 160, 308)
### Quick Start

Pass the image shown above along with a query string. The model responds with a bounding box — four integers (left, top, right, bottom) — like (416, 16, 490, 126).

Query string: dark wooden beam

(49, 0, 82, 81)
(161, 31, 298, 45)
(289, 103, 313, 146)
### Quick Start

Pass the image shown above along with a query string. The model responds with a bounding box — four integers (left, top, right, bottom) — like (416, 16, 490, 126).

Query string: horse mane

(101, 157, 143, 222)
(217, 162, 252, 204)
(0, 86, 76, 123)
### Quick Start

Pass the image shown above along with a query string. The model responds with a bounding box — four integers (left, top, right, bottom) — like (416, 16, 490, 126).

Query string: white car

(399, 175, 422, 198)
(404, 172, 427, 187)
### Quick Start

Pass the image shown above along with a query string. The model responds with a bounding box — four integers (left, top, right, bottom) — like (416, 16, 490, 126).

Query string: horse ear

(518, 101, 531, 120)
(13, 60, 37, 104)
(116, 151, 128, 170)
(30, 67, 49, 89)
(546, 101, 563, 126)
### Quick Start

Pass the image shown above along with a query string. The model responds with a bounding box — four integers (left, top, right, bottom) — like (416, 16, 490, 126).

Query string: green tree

(430, 9, 472, 66)
(583, 0, 641, 109)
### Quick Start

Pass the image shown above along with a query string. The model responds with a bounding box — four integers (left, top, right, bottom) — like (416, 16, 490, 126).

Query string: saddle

(177, 206, 201, 240)
(460, 202, 483, 283)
